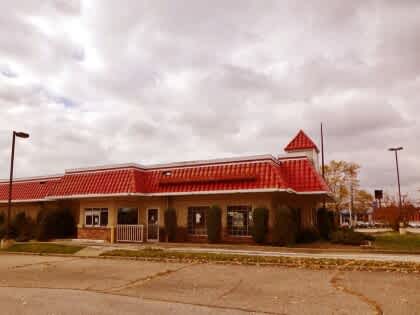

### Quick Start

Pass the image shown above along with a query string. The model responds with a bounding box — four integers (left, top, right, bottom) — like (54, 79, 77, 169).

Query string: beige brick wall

(77, 196, 168, 228)
(0, 192, 323, 242)
(168, 193, 273, 228)
(75, 192, 322, 230)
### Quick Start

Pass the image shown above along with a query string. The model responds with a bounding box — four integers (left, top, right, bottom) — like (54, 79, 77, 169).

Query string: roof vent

(163, 171, 172, 176)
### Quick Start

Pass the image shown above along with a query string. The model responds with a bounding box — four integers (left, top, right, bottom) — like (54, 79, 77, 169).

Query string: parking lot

(0, 253, 419, 314)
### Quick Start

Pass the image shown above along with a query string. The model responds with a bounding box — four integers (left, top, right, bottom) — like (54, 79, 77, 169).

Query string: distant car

(373, 222, 387, 228)
(408, 221, 420, 228)
(356, 221, 369, 228)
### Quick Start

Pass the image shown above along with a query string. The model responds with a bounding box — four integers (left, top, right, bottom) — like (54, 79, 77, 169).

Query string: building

(0, 130, 329, 243)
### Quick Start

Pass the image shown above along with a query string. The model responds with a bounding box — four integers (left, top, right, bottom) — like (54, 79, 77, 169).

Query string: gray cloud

(0, 0, 419, 203)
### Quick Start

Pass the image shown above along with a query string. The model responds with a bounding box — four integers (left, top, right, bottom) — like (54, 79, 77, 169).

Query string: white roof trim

(46, 188, 329, 200)
(0, 174, 63, 184)
(145, 189, 289, 196)
(0, 198, 55, 204)
(294, 191, 330, 195)
(64, 154, 280, 174)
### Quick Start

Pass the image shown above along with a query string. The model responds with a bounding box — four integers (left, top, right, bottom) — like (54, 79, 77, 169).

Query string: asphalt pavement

(0, 253, 419, 314)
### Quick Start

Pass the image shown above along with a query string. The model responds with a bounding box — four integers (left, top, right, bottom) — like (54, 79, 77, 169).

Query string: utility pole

(6, 131, 30, 239)
(388, 147, 404, 224)
(320, 123, 326, 212)
(349, 179, 354, 228)
(321, 123, 325, 179)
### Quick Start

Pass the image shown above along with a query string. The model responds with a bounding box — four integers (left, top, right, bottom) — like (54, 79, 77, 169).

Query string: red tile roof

(284, 130, 319, 153)
(145, 161, 288, 194)
(49, 169, 139, 198)
(0, 177, 60, 202)
(280, 159, 329, 192)
(0, 130, 329, 201)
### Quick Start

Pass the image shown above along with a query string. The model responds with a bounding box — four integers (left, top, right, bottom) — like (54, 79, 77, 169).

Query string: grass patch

(101, 248, 420, 273)
(374, 233, 420, 251)
(3, 243, 84, 254)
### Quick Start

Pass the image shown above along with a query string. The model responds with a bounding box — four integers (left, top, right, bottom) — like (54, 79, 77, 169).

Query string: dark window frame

(84, 208, 108, 227)
(117, 207, 139, 225)
(187, 206, 209, 235)
(227, 205, 253, 237)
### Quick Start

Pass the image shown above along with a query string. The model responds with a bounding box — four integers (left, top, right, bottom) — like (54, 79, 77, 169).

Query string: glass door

(147, 209, 159, 241)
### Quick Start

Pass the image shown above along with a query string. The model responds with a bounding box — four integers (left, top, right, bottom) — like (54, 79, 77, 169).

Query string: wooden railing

(116, 224, 144, 243)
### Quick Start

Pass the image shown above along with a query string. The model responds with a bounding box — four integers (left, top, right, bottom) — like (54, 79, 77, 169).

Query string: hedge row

(0, 209, 76, 241)
(162, 205, 324, 245)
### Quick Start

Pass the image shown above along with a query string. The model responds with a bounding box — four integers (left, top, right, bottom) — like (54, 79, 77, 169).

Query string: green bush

(36, 208, 76, 241)
(272, 205, 298, 246)
(317, 207, 336, 239)
(297, 227, 321, 243)
(0, 212, 4, 239)
(207, 205, 222, 243)
(329, 229, 374, 245)
(176, 227, 188, 242)
(0, 225, 6, 239)
(252, 207, 268, 244)
(0, 212, 4, 225)
(164, 208, 177, 242)
(9, 212, 36, 242)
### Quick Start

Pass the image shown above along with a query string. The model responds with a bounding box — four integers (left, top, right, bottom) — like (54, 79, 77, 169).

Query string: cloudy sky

(1, 1, 419, 202)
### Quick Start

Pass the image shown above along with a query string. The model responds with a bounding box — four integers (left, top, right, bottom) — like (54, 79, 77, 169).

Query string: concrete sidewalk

(166, 247, 420, 263)
(56, 240, 420, 263)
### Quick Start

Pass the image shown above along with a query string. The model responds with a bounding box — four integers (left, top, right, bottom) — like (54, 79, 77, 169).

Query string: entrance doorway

(147, 208, 159, 242)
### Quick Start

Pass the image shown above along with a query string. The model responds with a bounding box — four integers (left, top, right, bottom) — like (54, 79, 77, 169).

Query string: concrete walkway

(166, 247, 420, 263)
(59, 241, 420, 263)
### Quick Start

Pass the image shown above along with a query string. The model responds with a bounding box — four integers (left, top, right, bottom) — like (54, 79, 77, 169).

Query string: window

(188, 207, 209, 235)
(227, 206, 253, 236)
(85, 208, 108, 227)
(117, 208, 139, 225)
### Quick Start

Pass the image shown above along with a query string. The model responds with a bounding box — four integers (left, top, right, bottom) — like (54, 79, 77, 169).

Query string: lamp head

(14, 132, 30, 139)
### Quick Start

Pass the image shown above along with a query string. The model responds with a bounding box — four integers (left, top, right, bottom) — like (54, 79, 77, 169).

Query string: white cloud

(0, 0, 419, 202)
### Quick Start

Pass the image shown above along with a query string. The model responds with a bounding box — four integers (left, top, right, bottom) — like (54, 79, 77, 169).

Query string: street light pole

(6, 131, 30, 239)
(388, 147, 403, 224)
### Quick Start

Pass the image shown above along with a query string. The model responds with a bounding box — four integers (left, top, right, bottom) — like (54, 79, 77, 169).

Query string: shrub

(164, 208, 177, 242)
(297, 227, 321, 243)
(252, 207, 268, 244)
(36, 208, 76, 241)
(317, 207, 336, 239)
(159, 227, 166, 242)
(10, 212, 36, 242)
(329, 229, 375, 246)
(0, 224, 6, 239)
(207, 205, 222, 243)
(176, 227, 188, 242)
(272, 205, 298, 246)
(0, 212, 5, 239)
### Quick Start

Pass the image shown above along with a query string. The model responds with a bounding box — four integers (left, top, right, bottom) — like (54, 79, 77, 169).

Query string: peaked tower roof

(284, 130, 319, 153)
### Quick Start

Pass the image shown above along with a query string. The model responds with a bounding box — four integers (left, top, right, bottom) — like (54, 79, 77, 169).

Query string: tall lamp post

(6, 131, 30, 239)
(388, 147, 403, 224)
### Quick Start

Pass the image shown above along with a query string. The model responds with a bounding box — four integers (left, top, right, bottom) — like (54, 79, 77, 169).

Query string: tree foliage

(324, 160, 373, 214)
(354, 189, 374, 214)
